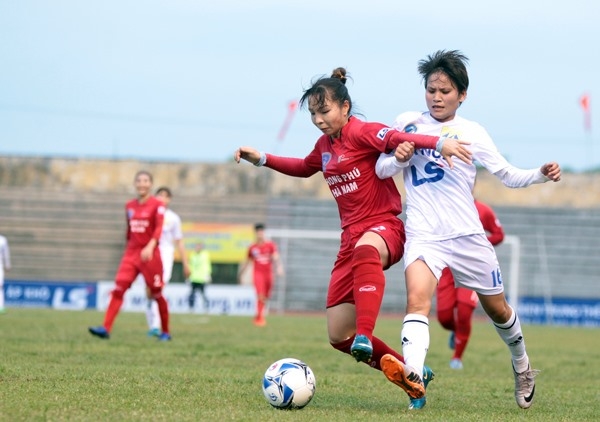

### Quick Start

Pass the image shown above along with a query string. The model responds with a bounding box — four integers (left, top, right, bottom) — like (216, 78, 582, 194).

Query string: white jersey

(159, 208, 183, 256)
(0, 235, 10, 281)
(376, 111, 549, 241)
(159, 208, 183, 283)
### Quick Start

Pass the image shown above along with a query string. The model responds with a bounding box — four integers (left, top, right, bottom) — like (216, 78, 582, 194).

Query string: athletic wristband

(254, 152, 267, 167)
(435, 137, 445, 153)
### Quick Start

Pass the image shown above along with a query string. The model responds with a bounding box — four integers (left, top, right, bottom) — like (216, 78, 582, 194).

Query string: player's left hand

(440, 138, 472, 169)
(541, 162, 561, 182)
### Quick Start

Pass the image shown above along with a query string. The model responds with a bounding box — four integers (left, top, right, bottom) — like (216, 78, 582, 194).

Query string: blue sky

(0, 0, 598, 172)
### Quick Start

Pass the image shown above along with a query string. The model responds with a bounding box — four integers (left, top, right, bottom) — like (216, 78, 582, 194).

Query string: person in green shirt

(188, 242, 212, 312)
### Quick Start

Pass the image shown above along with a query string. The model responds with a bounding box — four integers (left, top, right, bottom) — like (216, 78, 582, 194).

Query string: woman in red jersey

(235, 67, 471, 402)
(88, 170, 172, 341)
(238, 223, 284, 326)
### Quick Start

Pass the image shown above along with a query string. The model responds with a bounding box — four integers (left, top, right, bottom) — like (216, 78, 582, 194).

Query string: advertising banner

(518, 297, 600, 327)
(96, 281, 255, 316)
(4, 280, 97, 310)
(181, 222, 254, 263)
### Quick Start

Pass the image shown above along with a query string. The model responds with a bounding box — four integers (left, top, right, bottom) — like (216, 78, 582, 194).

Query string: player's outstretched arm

(541, 162, 561, 182)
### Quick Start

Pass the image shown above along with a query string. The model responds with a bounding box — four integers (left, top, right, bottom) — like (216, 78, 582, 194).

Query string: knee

(111, 288, 125, 300)
(148, 286, 163, 299)
(351, 244, 380, 271)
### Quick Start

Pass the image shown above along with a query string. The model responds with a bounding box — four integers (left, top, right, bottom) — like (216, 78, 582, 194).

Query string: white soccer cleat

(513, 364, 540, 409)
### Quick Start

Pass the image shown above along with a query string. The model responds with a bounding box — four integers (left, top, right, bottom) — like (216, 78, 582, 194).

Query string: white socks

(493, 306, 529, 373)
(146, 300, 160, 330)
(401, 313, 430, 376)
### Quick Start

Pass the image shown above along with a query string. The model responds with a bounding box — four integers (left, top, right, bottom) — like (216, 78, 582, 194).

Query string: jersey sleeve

(173, 213, 183, 241)
(476, 201, 505, 245)
(358, 121, 438, 152)
(467, 123, 549, 188)
(125, 205, 131, 241)
(1, 238, 10, 269)
(265, 140, 323, 177)
(375, 151, 409, 179)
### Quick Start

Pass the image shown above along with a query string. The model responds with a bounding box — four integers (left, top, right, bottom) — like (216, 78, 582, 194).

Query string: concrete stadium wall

(1, 155, 599, 207)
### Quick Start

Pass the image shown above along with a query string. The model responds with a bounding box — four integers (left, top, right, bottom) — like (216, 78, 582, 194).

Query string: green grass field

(1, 308, 599, 421)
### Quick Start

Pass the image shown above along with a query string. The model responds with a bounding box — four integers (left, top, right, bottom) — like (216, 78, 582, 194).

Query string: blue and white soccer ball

(262, 358, 316, 409)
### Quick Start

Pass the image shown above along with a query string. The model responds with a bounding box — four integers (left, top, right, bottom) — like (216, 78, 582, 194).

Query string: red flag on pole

(580, 93, 591, 133)
(277, 100, 298, 141)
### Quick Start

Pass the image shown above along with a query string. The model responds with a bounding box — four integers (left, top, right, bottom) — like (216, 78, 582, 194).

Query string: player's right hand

(394, 142, 415, 163)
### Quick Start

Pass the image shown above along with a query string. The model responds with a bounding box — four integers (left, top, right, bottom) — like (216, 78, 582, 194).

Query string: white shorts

(403, 234, 504, 296)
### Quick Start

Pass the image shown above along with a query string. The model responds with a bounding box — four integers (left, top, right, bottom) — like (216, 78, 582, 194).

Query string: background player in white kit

(375, 50, 561, 409)
(0, 234, 11, 313)
(146, 187, 190, 337)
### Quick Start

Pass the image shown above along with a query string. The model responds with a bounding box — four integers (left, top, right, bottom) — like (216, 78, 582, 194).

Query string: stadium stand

(1, 157, 599, 314)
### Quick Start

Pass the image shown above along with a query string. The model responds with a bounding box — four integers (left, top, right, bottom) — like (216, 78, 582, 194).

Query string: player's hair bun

(331, 67, 347, 84)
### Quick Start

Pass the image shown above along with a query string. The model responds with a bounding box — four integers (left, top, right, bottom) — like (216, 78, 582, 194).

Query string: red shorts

(326, 215, 405, 308)
(436, 267, 478, 311)
(114, 247, 164, 293)
(253, 270, 273, 299)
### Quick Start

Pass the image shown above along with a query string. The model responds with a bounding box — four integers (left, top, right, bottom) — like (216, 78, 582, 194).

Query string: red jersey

(248, 241, 278, 276)
(475, 200, 504, 246)
(265, 116, 439, 229)
(125, 196, 165, 250)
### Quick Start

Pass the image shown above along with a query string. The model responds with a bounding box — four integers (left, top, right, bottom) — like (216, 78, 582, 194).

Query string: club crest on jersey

(404, 124, 417, 133)
(322, 152, 332, 172)
(376, 128, 390, 141)
(440, 127, 461, 139)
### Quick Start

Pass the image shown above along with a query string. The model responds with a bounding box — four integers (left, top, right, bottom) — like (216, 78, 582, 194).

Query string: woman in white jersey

(375, 50, 561, 410)
(0, 234, 11, 313)
(146, 187, 190, 336)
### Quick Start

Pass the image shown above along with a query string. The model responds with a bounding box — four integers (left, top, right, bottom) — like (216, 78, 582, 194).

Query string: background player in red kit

(89, 170, 172, 341)
(238, 223, 283, 326)
(234, 67, 471, 407)
(437, 198, 504, 369)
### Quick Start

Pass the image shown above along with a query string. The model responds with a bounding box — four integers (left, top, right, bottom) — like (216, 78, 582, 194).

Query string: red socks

(103, 288, 124, 332)
(453, 303, 474, 360)
(155, 295, 170, 334)
(352, 245, 385, 339)
(329, 245, 403, 370)
(256, 299, 265, 320)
